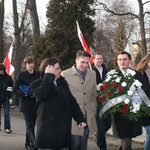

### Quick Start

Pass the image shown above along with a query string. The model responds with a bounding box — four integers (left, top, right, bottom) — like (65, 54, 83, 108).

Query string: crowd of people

(0, 51, 150, 150)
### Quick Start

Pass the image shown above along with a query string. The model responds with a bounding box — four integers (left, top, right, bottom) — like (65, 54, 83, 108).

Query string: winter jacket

(0, 73, 13, 105)
(30, 73, 85, 149)
(13, 70, 40, 113)
(112, 69, 150, 138)
(141, 72, 150, 126)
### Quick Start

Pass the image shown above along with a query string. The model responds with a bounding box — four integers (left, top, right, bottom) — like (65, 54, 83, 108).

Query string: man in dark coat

(30, 57, 86, 150)
(92, 52, 111, 150)
(0, 63, 13, 134)
(13, 56, 40, 150)
(113, 51, 150, 150)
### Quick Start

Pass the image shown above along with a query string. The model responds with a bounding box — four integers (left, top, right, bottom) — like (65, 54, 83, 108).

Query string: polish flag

(76, 21, 93, 64)
(3, 43, 15, 75)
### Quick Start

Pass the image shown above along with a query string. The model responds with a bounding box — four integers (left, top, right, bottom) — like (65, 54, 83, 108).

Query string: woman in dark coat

(30, 57, 86, 150)
(136, 53, 150, 150)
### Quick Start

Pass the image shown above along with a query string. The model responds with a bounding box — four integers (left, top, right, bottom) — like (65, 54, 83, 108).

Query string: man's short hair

(23, 56, 34, 67)
(0, 63, 6, 71)
(39, 57, 59, 77)
(76, 51, 91, 59)
(93, 52, 103, 59)
(117, 51, 131, 60)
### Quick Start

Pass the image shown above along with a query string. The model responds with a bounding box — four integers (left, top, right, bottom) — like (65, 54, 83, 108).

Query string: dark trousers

(118, 138, 132, 150)
(3, 99, 11, 130)
(70, 126, 89, 150)
(96, 112, 111, 150)
(23, 113, 37, 147)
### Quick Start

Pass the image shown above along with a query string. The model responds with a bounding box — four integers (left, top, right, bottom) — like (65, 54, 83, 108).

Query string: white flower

(107, 70, 116, 75)
(105, 75, 112, 82)
(115, 77, 121, 83)
(124, 98, 130, 104)
(126, 69, 136, 76)
(133, 79, 142, 87)
(97, 83, 103, 91)
(121, 82, 127, 87)
(130, 102, 140, 113)
(127, 90, 133, 96)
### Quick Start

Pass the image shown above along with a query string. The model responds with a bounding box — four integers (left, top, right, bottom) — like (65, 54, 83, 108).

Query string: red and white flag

(3, 43, 15, 75)
(76, 21, 93, 64)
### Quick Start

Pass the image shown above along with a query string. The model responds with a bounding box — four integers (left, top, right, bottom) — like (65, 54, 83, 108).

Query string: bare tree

(28, 0, 40, 44)
(94, 0, 134, 68)
(96, 0, 150, 56)
(12, 0, 28, 79)
(0, 0, 4, 62)
(11, 0, 40, 79)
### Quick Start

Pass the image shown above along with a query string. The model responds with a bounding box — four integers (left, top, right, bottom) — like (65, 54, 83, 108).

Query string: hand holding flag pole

(76, 21, 94, 65)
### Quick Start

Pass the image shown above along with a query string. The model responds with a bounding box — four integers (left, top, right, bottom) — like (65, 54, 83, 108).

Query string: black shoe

(5, 129, 12, 134)
(25, 144, 30, 149)
(29, 146, 38, 150)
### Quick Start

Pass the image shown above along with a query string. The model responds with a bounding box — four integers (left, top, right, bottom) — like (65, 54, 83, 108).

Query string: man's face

(0, 70, 4, 75)
(53, 63, 61, 80)
(26, 62, 34, 72)
(93, 54, 103, 67)
(117, 54, 131, 71)
(76, 56, 90, 71)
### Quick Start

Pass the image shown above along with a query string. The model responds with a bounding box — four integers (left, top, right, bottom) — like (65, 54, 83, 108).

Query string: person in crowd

(0, 63, 13, 134)
(61, 50, 97, 150)
(13, 56, 40, 150)
(30, 57, 86, 150)
(136, 53, 150, 150)
(92, 52, 111, 150)
(112, 51, 150, 150)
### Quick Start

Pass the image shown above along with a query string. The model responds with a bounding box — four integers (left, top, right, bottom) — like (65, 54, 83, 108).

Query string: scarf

(145, 67, 150, 85)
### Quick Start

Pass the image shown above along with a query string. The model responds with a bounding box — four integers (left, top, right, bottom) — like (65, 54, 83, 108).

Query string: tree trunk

(12, 0, 21, 79)
(0, 0, 4, 62)
(28, 0, 40, 45)
(138, 0, 147, 56)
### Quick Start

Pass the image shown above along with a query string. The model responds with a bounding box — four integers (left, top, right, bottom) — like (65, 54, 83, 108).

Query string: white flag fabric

(76, 21, 93, 64)
(3, 43, 15, 75)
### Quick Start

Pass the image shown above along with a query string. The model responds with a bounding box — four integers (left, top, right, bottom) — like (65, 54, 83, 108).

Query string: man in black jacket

(13, 56, 40, 150)
(0, 63, 13, 134)
(113, 51, 150, 150)
(92, 52, 111, 150)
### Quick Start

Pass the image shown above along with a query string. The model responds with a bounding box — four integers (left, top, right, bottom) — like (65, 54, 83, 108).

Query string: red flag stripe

(76, 21, 93, 64)
(3, 43, 15, 75)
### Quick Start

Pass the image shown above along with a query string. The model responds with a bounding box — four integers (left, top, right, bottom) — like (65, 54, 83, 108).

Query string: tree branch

(19, 0, 29, 31)
(143, 1, 150, 5)
(95, 1, 139, 19)
(144, 11, 150, 17)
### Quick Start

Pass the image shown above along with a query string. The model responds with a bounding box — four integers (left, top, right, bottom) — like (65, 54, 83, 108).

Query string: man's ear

(75, 58, 78, 64)
(129, 60, 133, 67)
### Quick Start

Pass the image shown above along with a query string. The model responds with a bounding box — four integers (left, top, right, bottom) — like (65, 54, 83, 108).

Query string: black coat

(113, 69, 150, 138)
(13, 70, 40, 113)
(30, 73, 85, 149)
(0, 73, 13, 105)
(92, 64, 108, 85)
(141, 72, 150, 126)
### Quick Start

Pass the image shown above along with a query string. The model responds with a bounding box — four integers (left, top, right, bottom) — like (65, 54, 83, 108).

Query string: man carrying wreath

(112, 51, 150, 150)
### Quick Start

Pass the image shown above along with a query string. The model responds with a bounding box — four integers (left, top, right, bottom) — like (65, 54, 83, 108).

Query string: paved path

(0, 108, 145, 150)
(0, 109, 100, 150)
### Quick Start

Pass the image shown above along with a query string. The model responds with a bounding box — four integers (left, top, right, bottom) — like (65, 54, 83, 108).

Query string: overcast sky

(4, 0, 49, 31)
